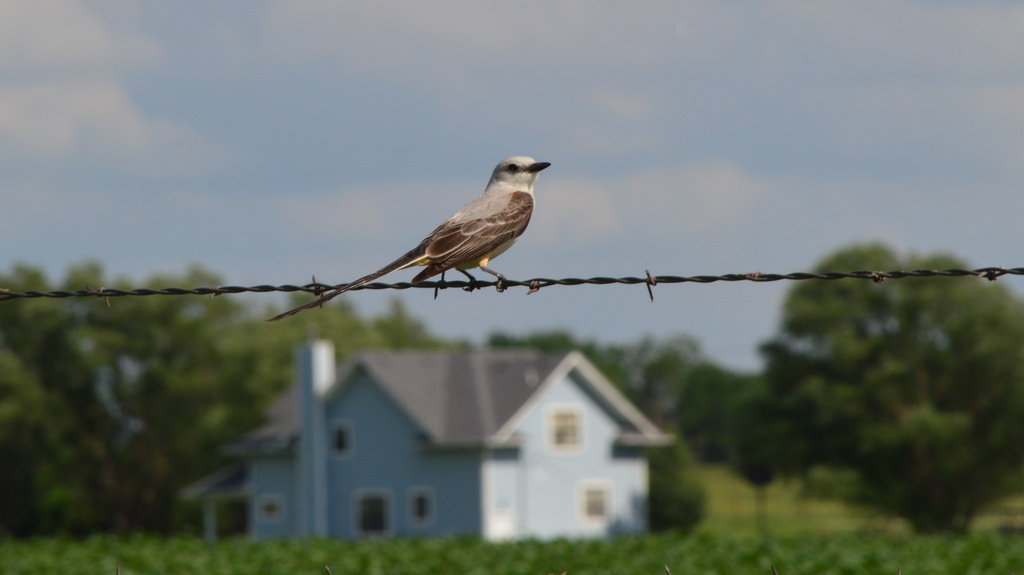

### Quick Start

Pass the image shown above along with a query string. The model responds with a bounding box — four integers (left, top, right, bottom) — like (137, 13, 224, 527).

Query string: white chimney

(295, 339, 334, 536)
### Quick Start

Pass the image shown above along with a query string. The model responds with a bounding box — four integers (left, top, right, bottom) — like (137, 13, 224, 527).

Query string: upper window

(332, 420, 353, 457)
(548, 407, 582, 451)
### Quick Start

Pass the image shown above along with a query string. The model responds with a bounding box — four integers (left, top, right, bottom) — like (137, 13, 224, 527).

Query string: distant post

(743, 467, 774, 537)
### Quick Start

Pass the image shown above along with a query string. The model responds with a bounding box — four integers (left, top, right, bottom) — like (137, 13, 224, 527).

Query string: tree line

(2, 241, 1024, 536)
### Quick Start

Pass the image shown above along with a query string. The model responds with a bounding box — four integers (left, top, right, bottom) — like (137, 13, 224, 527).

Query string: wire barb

(0, 266, 1020, 302)
(979, 266, 1004, 281)
(645, 269, 657, 302)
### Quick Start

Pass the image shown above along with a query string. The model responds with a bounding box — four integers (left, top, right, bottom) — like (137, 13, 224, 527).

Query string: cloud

(259, 0, 686, 125)
(278, 189, 387, 242)
(529, 176, 622, 244)
(972, 83, 1024, 171)
(661, 162, 766, 231)
(256, 1, 1024, 173)
(0, 179, 66, 236)
(523, 161, 770, 250)
(0, 2, 227, 177)
(0, 79, 228, 176)
(260, 2, 1024, 88)
(666, 2, 1024, 86)
(588, 91, 654, 120)
(262, 2, 666, 70)
(0, 0, 160, 73)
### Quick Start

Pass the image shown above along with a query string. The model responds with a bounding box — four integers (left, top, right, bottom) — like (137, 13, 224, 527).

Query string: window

(355, 491, 391, 536)
(332, 420, 353, 457)
(580, 483, 610, 524)
(548, 407, 582, 451)
(256, 494, 285, 523)
(409, 488, 434, 526)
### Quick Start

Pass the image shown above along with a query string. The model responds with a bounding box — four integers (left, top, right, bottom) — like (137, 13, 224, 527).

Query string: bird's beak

(527, 161, 551, 173)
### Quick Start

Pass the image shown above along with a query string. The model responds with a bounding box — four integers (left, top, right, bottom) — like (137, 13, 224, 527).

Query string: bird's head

(488, 156, 551, 192)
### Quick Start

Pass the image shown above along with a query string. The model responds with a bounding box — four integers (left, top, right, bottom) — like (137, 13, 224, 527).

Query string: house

(184, 341, 670, 540)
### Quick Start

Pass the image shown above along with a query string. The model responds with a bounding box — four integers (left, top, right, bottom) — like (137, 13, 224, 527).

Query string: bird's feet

(458, 270, 482, 292)
(479, 266, 507, 293)
(461, 267, 508, 292)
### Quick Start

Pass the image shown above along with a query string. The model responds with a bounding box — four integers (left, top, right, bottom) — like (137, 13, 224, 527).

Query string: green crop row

(2, 533, 1023, 575)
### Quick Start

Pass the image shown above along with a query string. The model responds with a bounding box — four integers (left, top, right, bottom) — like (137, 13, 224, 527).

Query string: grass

(694, 465, 902, 537)
(695, 464, 1024, 537)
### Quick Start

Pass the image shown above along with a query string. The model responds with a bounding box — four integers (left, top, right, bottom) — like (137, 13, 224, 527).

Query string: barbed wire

(0, 266, 1018, 303)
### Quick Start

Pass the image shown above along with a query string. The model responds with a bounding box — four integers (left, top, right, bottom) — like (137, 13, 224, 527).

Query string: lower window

(580, 482, 610, 524)
(256, 494, 285, 522)
(409, 488, 434, 526)
(356, 492, 391, 536)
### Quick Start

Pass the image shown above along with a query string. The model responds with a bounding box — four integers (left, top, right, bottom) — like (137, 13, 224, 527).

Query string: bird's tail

(265, 287, 351, 322)
(265, 249, 426, 322)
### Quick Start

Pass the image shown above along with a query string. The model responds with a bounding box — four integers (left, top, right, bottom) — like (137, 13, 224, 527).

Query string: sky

(3, 1, 1024, 371)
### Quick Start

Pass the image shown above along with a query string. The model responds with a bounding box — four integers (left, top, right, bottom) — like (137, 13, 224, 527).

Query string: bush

(647, 434, 706, 532)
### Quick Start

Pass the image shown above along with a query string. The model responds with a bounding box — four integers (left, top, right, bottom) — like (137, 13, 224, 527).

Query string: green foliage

(0, 264, 453, 536)
(623, 335, 704, 427)
(751, 243, 1024, 532)
(3, 533, 1024, 575)
(647, 435, 706, 532)
(677, 364, 758, 463)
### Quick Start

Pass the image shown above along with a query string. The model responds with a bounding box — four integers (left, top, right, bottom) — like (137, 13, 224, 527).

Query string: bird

(267, 156, 551, 322)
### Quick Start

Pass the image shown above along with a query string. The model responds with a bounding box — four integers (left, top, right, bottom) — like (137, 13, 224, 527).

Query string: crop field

(4, 533, 1024, 575)
(6, 466, 1024, 574)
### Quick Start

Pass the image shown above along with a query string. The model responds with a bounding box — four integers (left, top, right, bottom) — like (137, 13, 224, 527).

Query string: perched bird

(267, 156, 550, 322)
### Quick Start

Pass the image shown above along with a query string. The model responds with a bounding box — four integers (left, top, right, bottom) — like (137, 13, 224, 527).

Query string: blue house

(184, 341, 669, 540)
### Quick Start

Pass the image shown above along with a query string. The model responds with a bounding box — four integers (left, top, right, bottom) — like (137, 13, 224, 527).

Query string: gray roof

(225, 383, 300, 455)
(227, 349, 664, 453)
(357, 349, 567, 443)
(181, 463, 247, 499)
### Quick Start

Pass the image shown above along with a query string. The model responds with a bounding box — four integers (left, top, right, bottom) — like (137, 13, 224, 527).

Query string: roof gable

(491, 351, 669, 445)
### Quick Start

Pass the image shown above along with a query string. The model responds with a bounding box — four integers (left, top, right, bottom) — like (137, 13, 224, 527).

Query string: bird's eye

(507, 163, 520, 172)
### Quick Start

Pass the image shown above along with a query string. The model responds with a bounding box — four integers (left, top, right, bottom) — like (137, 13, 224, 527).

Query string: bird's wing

(411, 191, 534, 282)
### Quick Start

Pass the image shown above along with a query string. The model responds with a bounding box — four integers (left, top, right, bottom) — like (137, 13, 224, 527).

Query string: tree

(622, 335, 704, 428)
(677, 363, 757, 463)
(0, 263, 280, 534)
(0, 263, 453, 536)
(752, 243, 1024, 532)
(647, 430, 706, 532)
(0, 263, 100, 535)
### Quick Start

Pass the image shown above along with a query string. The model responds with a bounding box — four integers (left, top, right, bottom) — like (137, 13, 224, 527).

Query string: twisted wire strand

(0, 267, 1018, 302)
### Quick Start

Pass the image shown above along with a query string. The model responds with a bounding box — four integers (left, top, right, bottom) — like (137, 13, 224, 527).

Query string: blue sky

(3, 1, 1024, 370)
